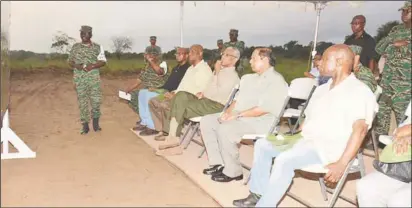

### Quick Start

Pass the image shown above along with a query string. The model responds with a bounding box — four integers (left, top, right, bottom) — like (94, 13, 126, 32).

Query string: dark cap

(150, 36, 157, 40)
(217, 39, 223, 44)
(80, 25, 92, 33)
(229, 29, 238, 34)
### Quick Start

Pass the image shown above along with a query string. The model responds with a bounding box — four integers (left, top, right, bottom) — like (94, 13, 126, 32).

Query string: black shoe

(81, 122, 89, 135)
(211, 172, 243, 183)
(233, 193, 261, 207)
(93, 118, 102, 132)
(203, 165, 223, 176)
(139, 128, 159, 136)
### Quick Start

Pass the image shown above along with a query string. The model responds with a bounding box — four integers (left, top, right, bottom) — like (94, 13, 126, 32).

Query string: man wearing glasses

(156, 47, 241, 156)
(344, 15, 378, 75)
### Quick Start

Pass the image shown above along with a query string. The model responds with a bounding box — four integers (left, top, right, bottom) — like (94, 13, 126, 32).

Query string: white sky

(3, 1, 405, 53)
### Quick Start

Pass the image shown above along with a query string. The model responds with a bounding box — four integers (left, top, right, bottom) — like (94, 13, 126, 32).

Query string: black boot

(93, 118, 102, 132)
(81, 122, 89, 135)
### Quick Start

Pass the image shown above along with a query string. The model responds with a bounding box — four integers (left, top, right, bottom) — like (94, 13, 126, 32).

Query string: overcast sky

(2, 1, 405, 53)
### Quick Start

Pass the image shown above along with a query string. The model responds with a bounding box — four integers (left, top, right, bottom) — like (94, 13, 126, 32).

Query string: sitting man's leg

(136, 89, 159, 131)
(163, 92, 224, 146)
(233, 139, 281, 206)
(357, 171, 411, 207)
(236, 140, 322, 207)
(201, 115, 256, 182)
(141, 96, 170, 136)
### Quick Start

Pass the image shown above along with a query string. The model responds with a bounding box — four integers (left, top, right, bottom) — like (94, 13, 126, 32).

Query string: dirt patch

(1, 72, 219, 207)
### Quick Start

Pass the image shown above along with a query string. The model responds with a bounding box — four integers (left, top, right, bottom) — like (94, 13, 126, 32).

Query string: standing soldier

(209, 39, 224, 71)
(375, 1, 411, 138)
(224, 29, 245, 75)
(68, 25, 107, 134)
(145, 36, 162, 61)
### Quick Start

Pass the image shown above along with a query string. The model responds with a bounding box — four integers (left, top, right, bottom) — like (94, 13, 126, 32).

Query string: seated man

(233, 44, 377, 207)
(200, 48, 288, 183)
(357, 101, 411, 207)
(135, 47, 191, 136)
(156, 47, 241, 156)
(304, 54, 331, 86)
(124, 48, 168, 126)
(348, 45, 378, 92)
(147, 44, 213, 136)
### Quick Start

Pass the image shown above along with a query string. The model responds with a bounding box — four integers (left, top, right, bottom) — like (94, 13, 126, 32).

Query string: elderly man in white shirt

(233, 44, 378, 207)
(356, 101, 411, 208)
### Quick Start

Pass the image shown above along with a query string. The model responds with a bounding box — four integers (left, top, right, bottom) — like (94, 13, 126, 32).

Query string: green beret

(217, 39, 223, 44)
(150, 36, 157, 40)
(229, 29, 238, 34)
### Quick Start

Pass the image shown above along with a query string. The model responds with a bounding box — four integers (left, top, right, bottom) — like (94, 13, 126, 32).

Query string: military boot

(81, 122, 90, 135)
(93, 118, 102, 132)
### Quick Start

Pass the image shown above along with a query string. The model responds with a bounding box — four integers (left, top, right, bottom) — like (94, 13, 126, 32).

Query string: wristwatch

(236, 113, 243, 120)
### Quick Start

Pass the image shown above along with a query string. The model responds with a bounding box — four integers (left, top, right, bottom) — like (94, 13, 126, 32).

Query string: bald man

(233, 44, 378, 207)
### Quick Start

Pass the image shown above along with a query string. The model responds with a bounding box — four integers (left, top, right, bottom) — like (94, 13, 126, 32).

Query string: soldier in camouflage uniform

(348, 45, 378, 92)
(68, 25, 107, 134)
(223, 29, 245, 76)
(125, 47, 168, 128)
(209, 39, 224, 71)
(374, 1, 412, 138)
(145, 36, 162, 60)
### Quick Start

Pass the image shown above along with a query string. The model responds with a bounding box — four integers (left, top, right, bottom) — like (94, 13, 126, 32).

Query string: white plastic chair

(179, 84, 240, 158)
(284, 78, 317, 134)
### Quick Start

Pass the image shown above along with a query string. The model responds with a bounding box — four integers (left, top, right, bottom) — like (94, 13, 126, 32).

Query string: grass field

(10, 57, 309, 83)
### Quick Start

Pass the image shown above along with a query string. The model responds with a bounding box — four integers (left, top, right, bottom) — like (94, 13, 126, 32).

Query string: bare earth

(1, 72, 219, 207)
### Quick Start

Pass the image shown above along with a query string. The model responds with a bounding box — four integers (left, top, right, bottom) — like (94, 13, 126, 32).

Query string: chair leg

(327, 161, 353, 207)
(243, 171, 251, 185)
(357, 153, 366, 177)
(198, 147, 206, 158)
(179, 121, 193, 144)
(183, 123, 199, 149)
(370, 130, 379, 160)
(319, 177, 329, 201)
(287, 118, 293, 131)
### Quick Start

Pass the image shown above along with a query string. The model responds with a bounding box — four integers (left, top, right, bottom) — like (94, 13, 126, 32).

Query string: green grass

(10, 57, 308, 83)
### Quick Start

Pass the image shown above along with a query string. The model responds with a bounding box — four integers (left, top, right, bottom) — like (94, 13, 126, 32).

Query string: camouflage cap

(80, 25, 92, 33)
(150, 36, 157, 40)
(348, 45, 363, 55)
(217, 39, 223, 44)
(399, 1, 412, 10)
(229, 29, 238, 34)
(145, 46, 161, 55)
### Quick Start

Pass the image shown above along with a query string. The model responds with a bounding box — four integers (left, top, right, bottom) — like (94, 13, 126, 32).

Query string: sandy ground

(1, 72, 219, 207)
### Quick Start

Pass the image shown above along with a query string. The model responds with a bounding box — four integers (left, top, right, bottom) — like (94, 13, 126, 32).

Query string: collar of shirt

(325, 73, 357, 91)
(257, 67, 275, 78)
(192, 60, 205, 68)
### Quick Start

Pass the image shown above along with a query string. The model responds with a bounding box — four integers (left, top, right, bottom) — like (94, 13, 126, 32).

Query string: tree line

(8, 20, 399, 61)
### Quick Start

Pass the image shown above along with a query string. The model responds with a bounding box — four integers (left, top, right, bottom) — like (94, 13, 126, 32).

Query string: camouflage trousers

(375, 80, 411, 136)
(73, 69, 102, 123)
(129, 90, 140, 114)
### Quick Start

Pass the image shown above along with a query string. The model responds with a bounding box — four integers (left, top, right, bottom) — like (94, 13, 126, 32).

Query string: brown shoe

(155, 132, 168, 141)
(133, 124, 147, 131)
(139, 128, 159, 136)
(156, 146, 183, 156)
(158, 136, 180, 150)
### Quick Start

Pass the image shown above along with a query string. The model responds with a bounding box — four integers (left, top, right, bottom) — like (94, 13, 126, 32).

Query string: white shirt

(302, 74, 378, 165)
(175, 60, 213, 94)
(309, 67, 320, 78)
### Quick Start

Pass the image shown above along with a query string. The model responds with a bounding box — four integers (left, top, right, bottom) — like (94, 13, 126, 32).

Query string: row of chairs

(176, 77, 384, 207)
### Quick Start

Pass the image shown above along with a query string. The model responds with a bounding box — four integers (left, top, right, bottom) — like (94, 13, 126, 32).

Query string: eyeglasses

(350, 21, 365, 25)
(222, 53, 238, 58)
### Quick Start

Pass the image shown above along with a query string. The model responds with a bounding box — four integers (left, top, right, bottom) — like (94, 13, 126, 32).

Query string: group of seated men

(123, 40, 411, 207)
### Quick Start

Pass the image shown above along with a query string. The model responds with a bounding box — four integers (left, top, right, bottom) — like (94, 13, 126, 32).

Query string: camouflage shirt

(140, 62, 169, 88)
(145, 45, 162, 54)
(375, 24, 411, 83)
(355, 64, 378, 93)
(68, 42, 106, 67)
